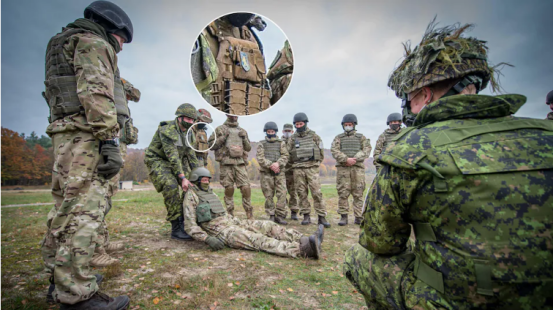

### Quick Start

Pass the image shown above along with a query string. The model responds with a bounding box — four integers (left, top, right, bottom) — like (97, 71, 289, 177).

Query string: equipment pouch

(228, 144, 244, 158)
(196, 203, 213, 223)
(124, 118, 139, 145)
(226, 81, 247, 115)
(223, 37, 265, 83)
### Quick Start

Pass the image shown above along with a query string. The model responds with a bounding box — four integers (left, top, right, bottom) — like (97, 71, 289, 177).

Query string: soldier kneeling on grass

(182, 167, 324, 259)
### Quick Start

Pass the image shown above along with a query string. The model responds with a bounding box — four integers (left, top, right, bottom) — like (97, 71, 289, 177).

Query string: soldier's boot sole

(338, 214, 348, 226)
(318, 215, 331, 228)
(315, 224, 324, 246)
(299, 236, 320, 259)
(60, 292, 129, 310)
(90, 253, 119, 268)
(301, 214, 311, 225)
(105, 243, 125, 254)
(275, 216, 288, 225)
(48, 274, 104, 303)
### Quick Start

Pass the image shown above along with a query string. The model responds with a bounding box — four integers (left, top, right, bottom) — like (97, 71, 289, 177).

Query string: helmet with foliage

(197, 109, 213, 123)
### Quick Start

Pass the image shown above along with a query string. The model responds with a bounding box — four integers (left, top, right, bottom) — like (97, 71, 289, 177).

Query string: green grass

(1, 184, 369, 310)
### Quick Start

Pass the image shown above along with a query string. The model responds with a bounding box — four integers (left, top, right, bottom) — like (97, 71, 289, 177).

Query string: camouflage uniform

(255, 138, 289, 217)
(344, 21, 553, 309)
(372, 128, 401, 170)
(40, 22, 120, 304)
(267, 40, 293, 105)
(282, 131, 299, 215)
(183, 184, 304, 258)
(144, 117, 199, 221)
(330, 130, 371, 218)
(286, 128, 327, 217)
(208, 118, 252, 217)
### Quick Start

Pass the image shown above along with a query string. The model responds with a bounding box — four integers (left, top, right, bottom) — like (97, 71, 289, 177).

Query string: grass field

(1, 183, 372, 310)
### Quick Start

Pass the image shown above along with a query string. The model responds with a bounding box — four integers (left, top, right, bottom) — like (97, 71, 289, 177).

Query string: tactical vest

(339, 133, 363, 157)
(262, 139, 282, 162)
(203, 20, 270, 115)
(196, 129, 209, 151)
(195, 187, 226, 223)
(43, 28, 126, 123)
(291, 132, 321, 162)
(225, 127, 244, 158)
(381, 130, 399, 148)
(382, 118, 553, 301)
(113, 69, 129, 117)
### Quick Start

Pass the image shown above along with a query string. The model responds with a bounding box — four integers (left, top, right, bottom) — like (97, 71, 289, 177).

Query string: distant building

(119, 180, 133, 190)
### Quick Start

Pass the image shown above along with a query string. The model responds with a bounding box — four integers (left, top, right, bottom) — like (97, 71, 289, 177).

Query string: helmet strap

(441, 75, 483, 99)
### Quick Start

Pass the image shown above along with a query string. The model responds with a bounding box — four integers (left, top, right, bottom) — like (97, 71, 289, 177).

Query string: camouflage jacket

(330, 130, 371, 169)
(286, 128, 325, 169)
(360, 94, 553, 308)
(144, 120, 199, 177)
(208, 120, 251, 166)
(372, 128, 401, 167)
(255, 138, 289, 173)
(45, 31, 119, 141)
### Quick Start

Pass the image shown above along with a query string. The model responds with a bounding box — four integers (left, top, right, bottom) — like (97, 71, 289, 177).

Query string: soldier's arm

(208, 127, 227, 150)
(183, 190, 209, 242)
(256, 143, 272, 169)
(242, 130, 252, 152)
(330, 136, 348, 163)
(160, 128, 185, 177)
(354, 135, 372, 163)
(373, 134, 385, 166)
(72, 34, 119, 140)
(314, 133, 325, 160)
(277, 141, 289, 168)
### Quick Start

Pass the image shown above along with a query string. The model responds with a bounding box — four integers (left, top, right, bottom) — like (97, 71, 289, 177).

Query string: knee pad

(224, 187, 235, 197)
(240, 186, 251, 198)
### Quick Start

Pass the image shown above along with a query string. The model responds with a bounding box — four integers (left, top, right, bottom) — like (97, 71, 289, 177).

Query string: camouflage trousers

(293, 166, 327, 216)
(219, 164, 252, 215)
(148, 160, 183, 221)
(218, 217, 303, 258)
(260, 171, 287, 217)
(285, 170, 299, 213)
(40, 131, 107, 304)
(336, 166, 365, 218)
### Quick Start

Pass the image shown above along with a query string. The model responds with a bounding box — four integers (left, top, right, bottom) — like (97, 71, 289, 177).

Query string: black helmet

(341, 114, 357, 125)
(189, 167, 212, 182)
(293, 112, 308, 124)
(263, 121, 279, 132)
(547, 90, 553, 105)
(85, 1, 133, 43)
(387, 113, 402, 125)
(226, 12, 255, 27)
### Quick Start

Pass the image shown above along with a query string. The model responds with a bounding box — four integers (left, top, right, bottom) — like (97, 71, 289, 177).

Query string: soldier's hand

(206, 236, 225, 251)
(97, 143, 123, 180)
(346, 158, 357, 166)
(238, 129, 247, 138)
(270, 163, 280, 173)
(181, 177, 192, 191)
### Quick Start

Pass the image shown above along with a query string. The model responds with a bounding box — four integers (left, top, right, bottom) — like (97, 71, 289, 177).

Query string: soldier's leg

(219, 226, 301, 258)
(336, 167, 351, 216)
(152, 163, 182, 221)
(219, 165, 236, 215)
(352, 167, 366, 219)
(306, 166, 326, 216)
(238, 219, 303, 242)
(260, 172, 276, 216)
(274, 173, 288, 218)
(343, 244, 415, 310)
(294, 168, 311, 215)
(234, 165, 253, 218)
(285, 170, 299, 213)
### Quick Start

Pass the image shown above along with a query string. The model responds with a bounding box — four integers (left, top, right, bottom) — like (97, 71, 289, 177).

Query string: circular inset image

(190, 12, 294, 116)
(186, 108, 216, 166)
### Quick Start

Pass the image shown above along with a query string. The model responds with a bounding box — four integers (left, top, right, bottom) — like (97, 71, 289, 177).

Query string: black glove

(205, 236, 225, 251)
(97, 143, 123, 180)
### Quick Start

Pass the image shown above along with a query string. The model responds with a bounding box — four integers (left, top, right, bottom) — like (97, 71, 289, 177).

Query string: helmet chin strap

(441, 75, 483, 99)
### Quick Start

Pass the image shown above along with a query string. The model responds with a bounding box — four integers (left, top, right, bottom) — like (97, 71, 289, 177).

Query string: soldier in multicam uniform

(92, 77, 141, 268)
(343, 19, 553, 309)
(267, 40, 293, 105)
(256, 122, 289, 224)
(372, 113, 402, 171)
(40, 1, 132, 308)
(281, 123, 299, 220)
(330, 114, 371, 226)
(208, 115, 253, 219)
(144, 103, 199, 241)
(286, 113, 331, 228)
(192, 108, 213, 167)
(183, 167, 323, 259)
(546, 90, 553, 120)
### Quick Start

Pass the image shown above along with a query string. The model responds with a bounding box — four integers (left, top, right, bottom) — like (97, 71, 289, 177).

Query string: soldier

(372, 113, 402, 171)
(546, 90, 553, 120)
(144, 103, 199, 241)
(256, 122, 289, 224)
(343, 19, 553, 309)
(330, 114, 371, 226)
(281, 123, 299, 220)
(193, 108, 213, 167)
(208, 115, 253, 219)
(286, 113, 331, 227)
(183, 167, 323, 259)
(267, 40, 293, 105)
(191, 13, 270, 115)
(92, 77, 141, 268)
(40, 1, 132, 308)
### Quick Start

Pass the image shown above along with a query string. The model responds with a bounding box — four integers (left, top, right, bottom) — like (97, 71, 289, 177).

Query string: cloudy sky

(2, 0, 552, 155)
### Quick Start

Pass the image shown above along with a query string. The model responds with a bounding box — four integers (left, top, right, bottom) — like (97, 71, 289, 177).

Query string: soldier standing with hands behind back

(281, 123, 299, 220)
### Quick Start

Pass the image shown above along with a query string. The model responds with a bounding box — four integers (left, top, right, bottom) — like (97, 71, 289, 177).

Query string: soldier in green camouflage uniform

(330, 114, 371, 226)
(281, 123, 299, 220)
(207, 115, 253, 219)
(183, 167, 322, 259)
(372, 113, 402, 171)
(344, 19, 553, 309)
(144, 103, 199, 241)
(286, 113, 331, 228)
(256, 122, 289, 224)
(546, 90, 553, 120)
(192, 109, 213, 167)
(267, 40, 293, 105)
(40, 1, 132, 308)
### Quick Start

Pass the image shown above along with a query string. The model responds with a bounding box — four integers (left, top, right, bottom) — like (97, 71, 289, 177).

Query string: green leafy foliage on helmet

(175, 103, 198, 119)
(189, 167, 212, 182)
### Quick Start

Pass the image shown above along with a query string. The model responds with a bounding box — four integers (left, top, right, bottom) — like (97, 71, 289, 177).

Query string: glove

(205, 236, 225, 251)
(238, 129, 247, 138)
(97, 143, 123, 180)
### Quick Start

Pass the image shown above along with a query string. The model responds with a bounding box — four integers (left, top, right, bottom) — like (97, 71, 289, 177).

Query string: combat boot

(299, 235, 320, 259)
(354, 217, 363, 225)
(105, 243, 125, 253)
(301, 214, 311, 225)
(48, 274, 103, 303)
(269, 215, 275, 222)
(178, 216, 193, 240)
(90, 253, 119, 268)
(318, 215, 331, 228)
(60, 292, 129, 310)
(290, 211, 298, 220)
(170, 219, 192, 241)
(275, 216, 288, 225)
(315, 224, 324, 246)
(246, 210, 254, 220)
(338, 214, 348, 226)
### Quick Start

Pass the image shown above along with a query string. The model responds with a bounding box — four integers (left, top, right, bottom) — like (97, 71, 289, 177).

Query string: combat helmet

(189, 167, 212, 182)
(263, 122, 279, 132)
(293, 112, 309, 124)
(386, 113, 402, 125)
(546, 91, 553, 105)
(175, 103, 198, 120)
(197, 109, 213, 123)
(341, 114, 358, 125)
(84, 1, 133, 43)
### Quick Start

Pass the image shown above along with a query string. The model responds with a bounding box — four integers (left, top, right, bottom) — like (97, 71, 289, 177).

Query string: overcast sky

(2, 0, 552, 156)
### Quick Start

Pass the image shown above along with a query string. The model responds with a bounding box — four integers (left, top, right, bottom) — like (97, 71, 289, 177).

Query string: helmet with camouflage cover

(283, 123, 293, 131)
(175, 103, 198, 120)
(197, 109, 213, 123)
(263, 121, 279, 132)
(386, 113, 402, 125)
(189, 167, 212, 182)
